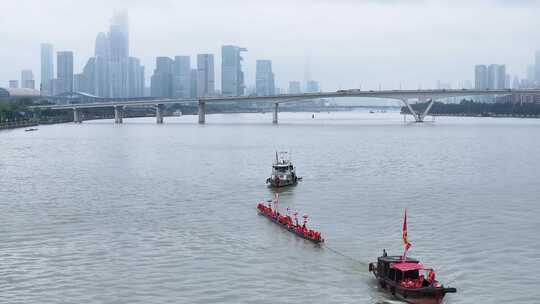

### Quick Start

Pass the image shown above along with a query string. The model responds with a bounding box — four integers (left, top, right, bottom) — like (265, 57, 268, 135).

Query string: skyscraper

(488, 64, 506, 89)
(81, 57, 96, 94)
(256, 60, 275, 96)
(9, 80, 19, 89)
(306, 80, 320, 93)
(288, 81, 301, 94)
(190, 69, 198, 98)
(21, 70, 35, 89)
(474, 65, 488, 90)
(73, 73, 88, 93)
(95, 56, 112, 97)
(108, 10, 136, 98)
(109, 10, 129, 61)
(150, 57, 173, 97)
(127, 57, 144, 97)
(40, 43, 54, 94)
(173, 56, 191, 98)
(95, 32, 110, 58)
(221, 45, 247, 96)
(57, 51, 74, 94)
(197, 54, 215, 97)
(527, 65, 535, 82)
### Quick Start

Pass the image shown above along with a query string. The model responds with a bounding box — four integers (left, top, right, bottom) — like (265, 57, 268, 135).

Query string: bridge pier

(73, 108, 82, 123)
(198, 100, 206, 124)
(32, 109, 40, 123)
(419, 97, 436, 122)
(272, 103, 279, 124)
(401, 98, 421, 122)
(156, 104, 164, 124)
(114, 106, 124, 124)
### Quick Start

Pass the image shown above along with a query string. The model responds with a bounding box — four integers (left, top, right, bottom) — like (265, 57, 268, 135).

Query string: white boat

(266, 152, 300, 187)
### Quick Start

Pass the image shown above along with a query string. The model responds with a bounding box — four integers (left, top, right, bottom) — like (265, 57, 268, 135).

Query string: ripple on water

(1, 113, 540, 303)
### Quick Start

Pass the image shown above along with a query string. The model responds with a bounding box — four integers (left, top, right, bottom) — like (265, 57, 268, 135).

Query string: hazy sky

(1, 0, 539, 91)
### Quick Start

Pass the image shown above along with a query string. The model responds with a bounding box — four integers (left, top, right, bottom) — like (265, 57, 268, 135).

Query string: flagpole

(402, 209, 411, 262)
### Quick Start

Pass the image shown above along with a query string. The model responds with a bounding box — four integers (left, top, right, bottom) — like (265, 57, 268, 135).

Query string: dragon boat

(256, 195, 323, 244)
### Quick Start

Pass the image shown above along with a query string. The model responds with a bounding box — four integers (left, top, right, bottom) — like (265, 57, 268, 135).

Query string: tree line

(402, 99, 540, 117)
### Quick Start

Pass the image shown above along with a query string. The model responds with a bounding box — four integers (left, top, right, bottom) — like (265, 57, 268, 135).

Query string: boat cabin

(377, 256, 436, 288)
(273, 163, 294, 173)
(267, 152, 298, 187)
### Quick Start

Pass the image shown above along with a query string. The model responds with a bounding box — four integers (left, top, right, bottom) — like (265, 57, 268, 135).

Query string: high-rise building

(9, 80, 19, 88)
(221, 45, 247, 96)
(512, 76, 521, 89)
(288, 81, 301, 94)
(36, 11, 143, 98)
(109, 10, 129, 61)
(150, 56, 173, 97)
(107, 10, 140, 98)
(197, 54, 215, 97)
(57, 51, 74, 94)
(21, 70, 35, 89)
(488, 64, 506, 89)
(173, 56, 191, 98)
(127, 57, 144, 97)
(110, 60, 127, 97)
(474, 65, 488, 90)
(40, 43, 54, 94)
(95, 32, 110, 58)
(190, 68, 198, 98)
(73, 73, 88, 93)
(306, 80, 320, 93)
(95, 56, 112, 97)
(527, 65, 535, 82)
(255, 60, 275, 96)
(81, 57, 96, 95)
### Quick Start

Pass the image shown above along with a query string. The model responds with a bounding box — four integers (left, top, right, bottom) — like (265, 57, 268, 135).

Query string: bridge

(31, 89, 540, 124)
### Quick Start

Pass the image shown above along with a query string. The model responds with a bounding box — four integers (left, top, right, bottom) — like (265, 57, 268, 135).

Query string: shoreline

(429, 113, 540, 119)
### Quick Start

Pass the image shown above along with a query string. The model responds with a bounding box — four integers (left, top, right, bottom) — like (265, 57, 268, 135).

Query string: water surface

(1, 112, 539, 303)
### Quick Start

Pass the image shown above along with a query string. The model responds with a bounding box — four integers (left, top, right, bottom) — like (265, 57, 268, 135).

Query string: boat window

(388, 269, 397, 282)
(403, 270, 419, 280)
(274, 166, 289, 173)
(396, 270, 403, 282)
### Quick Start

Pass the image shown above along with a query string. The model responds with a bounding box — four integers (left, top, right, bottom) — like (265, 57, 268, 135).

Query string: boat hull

(266, 177, 298, 188)
(257, 209, 323, 244)
(369, 263, 455, 304)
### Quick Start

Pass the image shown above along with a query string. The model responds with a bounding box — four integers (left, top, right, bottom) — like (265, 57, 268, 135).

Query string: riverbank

(0, 118, 73, 131)
(402, 100, 540, 119)
(430, 113, 540, 118)
(0, 121, 38, 130)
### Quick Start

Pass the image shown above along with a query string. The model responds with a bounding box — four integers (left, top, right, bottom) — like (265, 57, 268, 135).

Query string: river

(1, 111, 539, 303)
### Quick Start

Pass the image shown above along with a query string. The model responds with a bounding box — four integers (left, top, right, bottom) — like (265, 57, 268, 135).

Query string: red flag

(402, 209, 412, 251)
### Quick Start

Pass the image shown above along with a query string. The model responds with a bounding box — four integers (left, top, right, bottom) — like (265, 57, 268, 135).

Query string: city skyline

(1, 0, 540, 92)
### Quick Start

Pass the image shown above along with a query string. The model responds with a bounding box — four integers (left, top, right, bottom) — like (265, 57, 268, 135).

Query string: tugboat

(266, 152, 300, 188)
(368, 210, 456, 304)
(256, 194, 323, 244)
